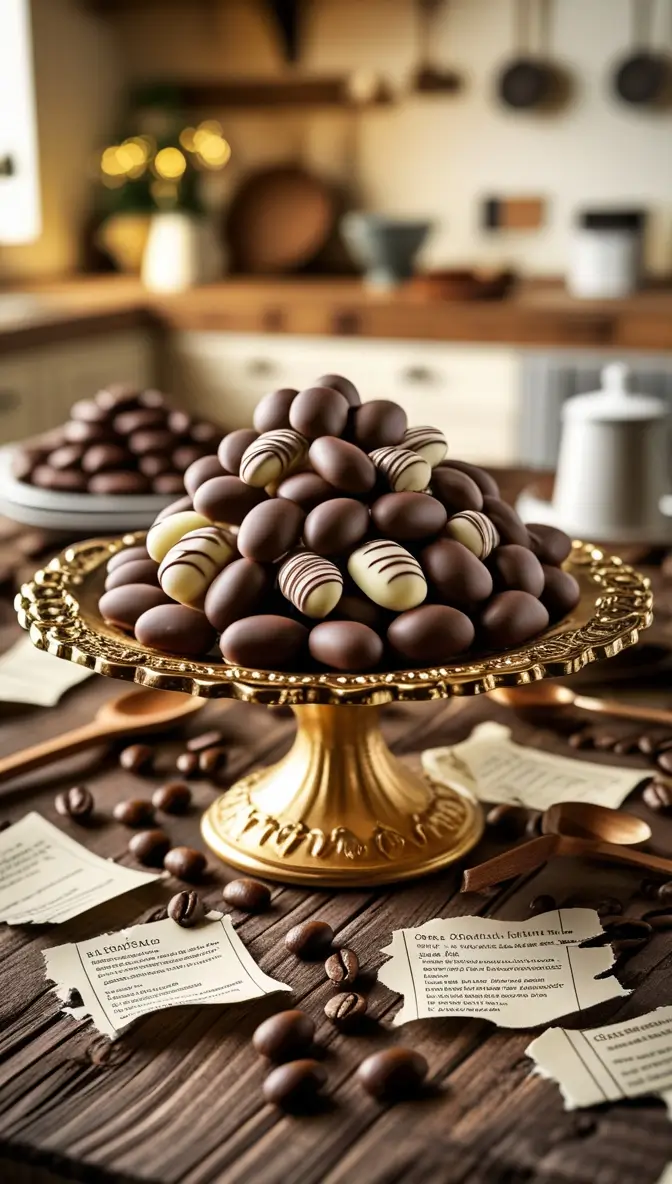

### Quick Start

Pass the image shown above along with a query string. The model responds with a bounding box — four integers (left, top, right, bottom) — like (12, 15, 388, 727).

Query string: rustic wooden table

(1, 489, 672, 1184)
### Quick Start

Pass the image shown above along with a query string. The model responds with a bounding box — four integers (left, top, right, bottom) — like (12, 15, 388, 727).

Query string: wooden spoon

(0, 689, 204, 786)
(490, 683, 672, 727)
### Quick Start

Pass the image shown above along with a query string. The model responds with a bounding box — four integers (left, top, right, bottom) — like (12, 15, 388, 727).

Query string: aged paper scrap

(0, 813, 159, 924)
(0, 635, 92, 705)
(378, 909, 627, 1028)
(44, 912, 291, 1038)
(422, 721, 644, 810)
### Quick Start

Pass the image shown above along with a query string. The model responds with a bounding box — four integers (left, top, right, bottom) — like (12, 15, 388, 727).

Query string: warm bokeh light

(101, 146, 126, 177)
(154, 146, 187, 179)
(197, 134, 231, 168)
(179, 127, 196, 152)
(150, 178, 179, 205)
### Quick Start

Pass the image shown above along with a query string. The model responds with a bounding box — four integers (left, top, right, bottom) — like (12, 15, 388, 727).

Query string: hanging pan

(613, 0, 670, 106)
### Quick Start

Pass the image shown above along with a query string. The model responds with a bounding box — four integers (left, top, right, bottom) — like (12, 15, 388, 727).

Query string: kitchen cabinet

(167, 332, 520, 464)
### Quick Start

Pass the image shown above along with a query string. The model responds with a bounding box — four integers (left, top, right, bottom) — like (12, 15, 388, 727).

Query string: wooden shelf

(177, 77, 395, 110)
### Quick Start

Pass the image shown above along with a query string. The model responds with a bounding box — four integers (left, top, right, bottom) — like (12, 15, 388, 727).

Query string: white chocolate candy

(369, 446, 431, 493)
(348, 539, 427, 611)
(446, 511, 499, 559)
(158, 526, 236, 607)
(402, 426, 448, 469)
(239, 429, 307, 489)
(147, 511, 214, 563)
(278, 550, 343, 619)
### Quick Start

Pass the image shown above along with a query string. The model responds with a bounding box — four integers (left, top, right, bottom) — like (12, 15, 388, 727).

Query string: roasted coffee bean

(324, 992, 367, 1025)
(657, 881, 672, 904)
(152, 782, 192, 815)
(186, 730, 225, 753)
(55, 785, 94, 821)
(596, 897, 623, 919)
(485, 803, 533, 840)
(641, 908, 672, 930)
(176, 751, 199, 776)
(529, 894, 556, 914)
(167, 890, 205, 928)
(357, 1048, 428, 1100)
(119, 743, 154, 774)
(639, 878, 668, 901)
(657, 751, 672, 776)
(325, 948, 359, 985)
(285, 920, 334, 959)
(262, 1059, 327, 1111)
(568, 730, 594, 750)
(198, 746, 227, 775)
(222, 878, 271, 913)
(113, 799, 155, 827)
(643, 778, 672, 811)
(612, 735, 642, 756)
(164, 846, 207, 882)
(128, 828, 171, 867)
(252, 1009, 315, 1062)
(593, 732, 619, 751)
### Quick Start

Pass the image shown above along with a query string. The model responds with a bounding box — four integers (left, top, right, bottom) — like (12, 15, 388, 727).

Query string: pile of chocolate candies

(12, 383, 221, 497)
(98, 375, 580, 673)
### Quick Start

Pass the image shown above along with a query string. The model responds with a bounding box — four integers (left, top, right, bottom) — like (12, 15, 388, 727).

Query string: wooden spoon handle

(589, 841, 672, 877)
(461, 834, 559, 893)
(573, 694, 672, 727)
(0, 722, 109, 786)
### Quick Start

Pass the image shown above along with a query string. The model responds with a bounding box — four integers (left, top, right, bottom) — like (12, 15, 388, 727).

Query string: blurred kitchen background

(2, 0, 672, 471)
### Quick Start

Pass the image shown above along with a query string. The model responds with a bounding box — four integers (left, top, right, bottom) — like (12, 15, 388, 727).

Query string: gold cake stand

(16, 536, 652, 888)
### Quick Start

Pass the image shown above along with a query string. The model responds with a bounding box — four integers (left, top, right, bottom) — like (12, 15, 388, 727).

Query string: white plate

(516, 485, 672, 545)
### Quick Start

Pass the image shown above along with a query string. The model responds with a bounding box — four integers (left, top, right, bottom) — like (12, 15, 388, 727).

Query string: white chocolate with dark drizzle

(402, 425, 448, 468)
(278, 550, 343, 619)
(369, 446, 431, 493)
(348, 539, 427, 611)
(158, 525, 236, 607)
(446, 511, 499, 559)
(239, 429, 307, 489)
(147, 511, 214, 563)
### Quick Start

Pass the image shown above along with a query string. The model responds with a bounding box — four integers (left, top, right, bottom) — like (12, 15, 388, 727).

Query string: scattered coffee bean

(128, 828, 171, 866)
(638, 734, 660, 755)
(55, 786, 94, 821)
(612, 736, 642, 756)
(186, 730, 225, 753)
(657, 751, 672, 776)
(252, 1009, 315, 1062)
(119, 743, 154, 774)
(222, 878, 271, 913)
(113, 798, 155, 827)
(357, 1048, 428, 1101)
(593, 732, 619, 751)
(529, 894, 556, 914)
(164, 846, 207, 882)
(643, 778, 672, 811)
(199, 746, 228, 776)
(152, 781, 192, 814)
(568, 730, 594, 750)
(641, 907, 672, 930)
(167, 890, 205, 928)
(285, 920, 334, 959)
(324, 992, 367, 1025)
(262, 1059, 327, 1112)
(658, 881, 672, 905)
(485, 803, 533, 840)
(596, 897, 623, 919)
(325, 947, 359, 985)
(176, 751, 199, 776)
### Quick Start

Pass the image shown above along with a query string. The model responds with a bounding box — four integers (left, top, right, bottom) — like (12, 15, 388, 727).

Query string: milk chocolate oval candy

(253, 388, 298, 433)
(155, 495, 193, 521)
(540, 564, 580, 620)
(303, 497, 370, 556)
(32, 466, 88, 492)
(388, 604, 474, 665)
(482, 496, 530, 547)
(276, 471, 337, 512)
(184, 454, 227, 497)
(420, 538, 493, 607)
(204, 558, 271, 631)
(431, 467, 483, 513)
(52, 443, 90, 470)
(528, 523, 572, 566)
(218, 428, 259, 474)
(314, 373, 361, 407)
(158, 526, 236, 607)
(153, 473, 185, 495)
(81, 443, 132, 473)
(104, 558, 160, 591)
(372, 492, 446, 541)
(309, 437, 376, 495)
(237, 499, 305, 563)
(240, 429, 306, 488)
(194, 475, 267, 526)
(99, 584, 172, 631)
(446, 511, 499, 559)
(491, 544, 544, 596)
(113, 408, 166, 434)
(89, 471, 150, 495)
(278, 551, 343, 619)
(402, 426, 447, 468)
(479, 590, 549, 650)
(220, 615, 308, 669)
(106, 545, 149, 573)
(129, 428, 175, 456)
(351, 400, 407, 451)
(335, 594, 386, 631)
(135, 604, 217, 658)
(309, 620, 383, 672)
(348, 539, 427, 611)
(147, 511, 214, 562)
(172, 445, 207, 473)
(289, 386, 349, 440)
(440, 459, 500, 497)
(369, 446, 431, 493)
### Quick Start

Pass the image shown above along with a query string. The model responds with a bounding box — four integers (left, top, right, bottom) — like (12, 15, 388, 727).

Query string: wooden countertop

(2, 275, 672, 354)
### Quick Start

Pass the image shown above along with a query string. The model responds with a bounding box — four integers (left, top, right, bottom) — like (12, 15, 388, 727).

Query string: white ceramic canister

(141, 211, 223, 293)
(568, 210, 645, 299)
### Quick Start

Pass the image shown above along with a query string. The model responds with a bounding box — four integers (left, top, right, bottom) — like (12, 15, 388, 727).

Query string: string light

(154, 147, 187, 179)
(98, 121, 231, 193)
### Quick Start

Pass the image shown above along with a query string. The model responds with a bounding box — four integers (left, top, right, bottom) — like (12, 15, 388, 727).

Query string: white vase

(141, 212, 223, 293)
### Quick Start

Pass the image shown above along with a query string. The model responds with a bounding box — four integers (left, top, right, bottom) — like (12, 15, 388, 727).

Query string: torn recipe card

(422, 721, 644, 811)
(0, 634, 92, 706)
(45, 913, 290, 1038)
(379, 909, 627, 1028)
(0, 813, 159, 924)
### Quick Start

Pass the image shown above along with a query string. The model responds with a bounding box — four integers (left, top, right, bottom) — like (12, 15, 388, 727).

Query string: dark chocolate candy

(387, 604, 474, 665)
(135, 604, 217, 658)
(99, 584, 172, 631)
(314, 373, 361, 407)
(439, 459, 500, 497)
(70, 398, 108, 423)
(106, 545, 150, 573)
(190, 422, 219, 445)
(139, 388, 166, 410)
(309, 620, 383, 672)
(540, 564, 581, 620)
(48, 444, 85, 470)
(172, 444, 208, 472)
(237, 499, 305, 562)
(139, 454, 172, 478)
(104, 558, 160, 591)
(95, 383, 141, 412)
(220, 615, 308, 668)
(194, 475, 267, 526)
(184, 454, 227, 497)
(335, 594, 386, 631)
(490, 544, 545, 596)
(420, 538, 493, 607)
(167, 409, 192, 435)
(63, 420, 109, 444)
(479, 590, 549, 649)
(113, 408, 166, 435)
(482, 496, 530, 547)
(289, 386, 349, 440)
(153, 473, 186, 495)
(276, 471, 338, 512)
(204, 558, 271, 632)
(528, 523, 573, 566)
(431, 468, 483, 514)
(88, 471, 150, 494)
(303, 497, 370, 556)
(371, 492, 447, 541)
(218, 428, 259, 474)
(128, 429, 175, 456)
(351, 400, 407, 451)
(155, 495, 193, 521)
(253, 388, 298, 433)
(31, 466, 88, 492)
(309, 436, 376, 495)
(81, 444, 130, 473)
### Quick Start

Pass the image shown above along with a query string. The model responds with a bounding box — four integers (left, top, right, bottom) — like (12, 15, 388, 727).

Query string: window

(0, 0, 40, 243)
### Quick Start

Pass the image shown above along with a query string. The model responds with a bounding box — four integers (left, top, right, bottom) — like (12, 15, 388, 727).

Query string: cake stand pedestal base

(201, 703, 483, 887)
